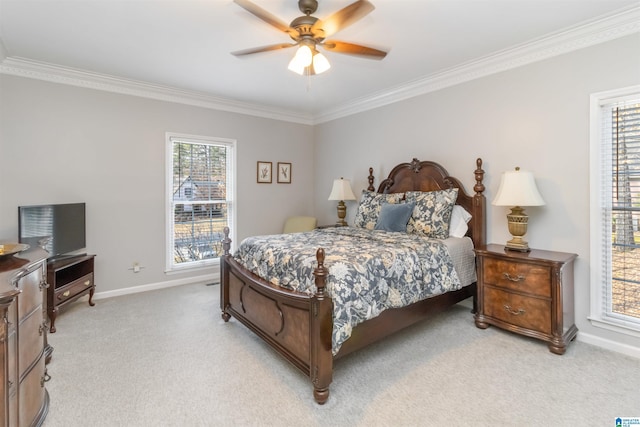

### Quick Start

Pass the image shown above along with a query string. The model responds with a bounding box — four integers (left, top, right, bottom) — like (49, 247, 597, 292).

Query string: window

(166, 133, 235, 271)
(590, 86, 640, 336)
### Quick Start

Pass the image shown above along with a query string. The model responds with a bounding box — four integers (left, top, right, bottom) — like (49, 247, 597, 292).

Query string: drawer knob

(62, 290, 70, 297)
(503, 273, 525, 282)
(84, 280, 91, 286)
(504, 305, 526, 316)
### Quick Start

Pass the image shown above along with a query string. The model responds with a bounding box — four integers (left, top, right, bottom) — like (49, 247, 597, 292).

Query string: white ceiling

(1, 0, 638, 123)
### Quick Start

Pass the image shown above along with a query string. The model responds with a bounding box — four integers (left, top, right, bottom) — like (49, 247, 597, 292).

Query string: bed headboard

(366, 158, 486, 247)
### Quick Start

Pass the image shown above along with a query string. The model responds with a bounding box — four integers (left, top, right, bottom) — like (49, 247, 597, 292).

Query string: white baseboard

(576, 332, 640, 359)
(92, 273, 219, 300)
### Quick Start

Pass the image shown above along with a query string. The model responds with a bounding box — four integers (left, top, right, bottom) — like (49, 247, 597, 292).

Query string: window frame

(589, 85, 640, 337)
(165, 132, 236, 273)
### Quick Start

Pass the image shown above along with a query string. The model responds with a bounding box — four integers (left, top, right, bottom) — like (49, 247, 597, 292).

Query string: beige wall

(0, 75, 314, 293)
(314, 34, 640, 352)
(1, 32, 639, 353)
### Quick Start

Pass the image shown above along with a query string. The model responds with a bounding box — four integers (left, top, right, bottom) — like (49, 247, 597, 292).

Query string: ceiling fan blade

(321, 40, 387, 59)
(234, 0, 296, 37)
(231, 43, 296, 56)
(311, 0, 375, 39)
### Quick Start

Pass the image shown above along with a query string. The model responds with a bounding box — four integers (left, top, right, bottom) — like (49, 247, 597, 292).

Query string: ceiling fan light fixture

(294, 44, 313, 66)
(233, 0, 386, 76)
(288, 56, 306, 75)
(312, 52, 330, 74)
(288, 43, 321, 75)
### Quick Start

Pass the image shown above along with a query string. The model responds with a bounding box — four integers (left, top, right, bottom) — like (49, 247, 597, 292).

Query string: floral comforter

(233, 227, 462, 355)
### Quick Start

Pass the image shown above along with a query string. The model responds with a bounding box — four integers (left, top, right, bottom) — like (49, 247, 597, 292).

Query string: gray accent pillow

(353, 191, 405, 230)
(375, 202, 415, 232)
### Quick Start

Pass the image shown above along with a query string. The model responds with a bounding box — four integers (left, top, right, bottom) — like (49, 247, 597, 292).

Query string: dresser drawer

(482, 257, 551, 297)
(55, 273, 94, 304)
(2, 327, 17, 401)
(19, 355, 46, 427)
(7, 304, 18, 395)
(17, 264, 45, 318)
(483, 287, 552, 335)
(8, 391, 18, 427)
(19, 308, 45, 376)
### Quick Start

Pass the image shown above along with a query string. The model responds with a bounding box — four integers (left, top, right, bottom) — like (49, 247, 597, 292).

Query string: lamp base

(505, 236, 531, 252)
(335, 200, 347, 227)
(504, 206, 531, 252)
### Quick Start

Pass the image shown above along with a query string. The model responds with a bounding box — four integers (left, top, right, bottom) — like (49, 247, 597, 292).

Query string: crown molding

(314, 5, 640, 124)
(0, 57, 315, 125)
(1, 5, 638, 125)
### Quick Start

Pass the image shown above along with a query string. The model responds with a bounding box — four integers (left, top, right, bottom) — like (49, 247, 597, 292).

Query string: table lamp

(328, 177, 356, 226)
(492, 167, 545, 252)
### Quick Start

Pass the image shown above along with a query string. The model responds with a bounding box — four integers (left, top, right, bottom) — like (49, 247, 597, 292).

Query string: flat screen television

(18, 203, 86, 259)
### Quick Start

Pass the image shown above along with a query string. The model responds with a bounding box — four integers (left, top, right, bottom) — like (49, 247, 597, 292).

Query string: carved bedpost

(220, 227, 231, 322)
(367, 167, 375, 192)
(311, 248, 333, 404)
(472, 158, 486, 247)
(471, 158, 486, 314)
(474, 158, 486, 197)
(222, 227, 231, 255)
(314, 248, 328, 294)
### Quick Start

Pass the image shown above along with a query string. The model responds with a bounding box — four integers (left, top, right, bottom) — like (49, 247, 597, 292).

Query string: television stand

(46, 254, 96, 333)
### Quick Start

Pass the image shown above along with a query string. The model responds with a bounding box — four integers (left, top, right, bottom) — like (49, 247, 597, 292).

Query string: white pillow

(449, 205, 472, 238)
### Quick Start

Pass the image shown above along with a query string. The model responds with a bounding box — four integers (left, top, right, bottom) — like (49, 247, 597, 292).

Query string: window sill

(588, 316, 640, 338)
(165, 259, 220, 276)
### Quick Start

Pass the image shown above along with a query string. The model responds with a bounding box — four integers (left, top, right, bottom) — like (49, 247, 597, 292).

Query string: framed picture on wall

(257, 161, 272, 183)
(277, 162, 292, 184)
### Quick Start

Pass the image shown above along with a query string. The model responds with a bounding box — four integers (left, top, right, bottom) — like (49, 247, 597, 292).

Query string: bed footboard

(220, 228, 334, 404)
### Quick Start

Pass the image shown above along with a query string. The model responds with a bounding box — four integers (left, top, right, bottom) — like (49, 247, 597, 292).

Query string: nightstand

(474, 244, 578, 355)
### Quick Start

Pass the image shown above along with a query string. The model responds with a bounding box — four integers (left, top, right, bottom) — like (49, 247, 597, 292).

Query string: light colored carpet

(42, 283, 640, 427)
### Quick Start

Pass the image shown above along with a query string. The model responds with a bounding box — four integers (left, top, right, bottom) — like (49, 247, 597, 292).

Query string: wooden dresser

(474, 244, 578, 355)
(0, 248, 50, 426)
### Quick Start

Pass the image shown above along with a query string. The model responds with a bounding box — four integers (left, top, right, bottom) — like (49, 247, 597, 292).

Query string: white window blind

(166, 133, 235, 271)
(592, 90, 640, 333)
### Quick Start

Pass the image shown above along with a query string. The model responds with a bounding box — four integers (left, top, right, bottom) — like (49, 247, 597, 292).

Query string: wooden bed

(220, 158, 486, 404)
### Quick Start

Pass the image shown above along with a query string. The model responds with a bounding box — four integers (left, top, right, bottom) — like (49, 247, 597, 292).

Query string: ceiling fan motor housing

(231, 0, 387, 62)
(298, 0, 318, 15)
(290, 15, 321, 41)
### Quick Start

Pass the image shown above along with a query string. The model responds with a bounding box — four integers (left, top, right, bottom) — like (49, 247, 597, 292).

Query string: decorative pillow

(405, 189, 458, 239)
(353, 191, 404, 230)
(449, 205, 472, 238)
(375, 202, 415, 232)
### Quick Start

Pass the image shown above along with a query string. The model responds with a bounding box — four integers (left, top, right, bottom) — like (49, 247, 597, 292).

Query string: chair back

(283, 216, 317, 233)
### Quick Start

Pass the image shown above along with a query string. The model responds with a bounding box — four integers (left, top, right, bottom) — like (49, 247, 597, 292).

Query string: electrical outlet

(133, 262, 140, 273)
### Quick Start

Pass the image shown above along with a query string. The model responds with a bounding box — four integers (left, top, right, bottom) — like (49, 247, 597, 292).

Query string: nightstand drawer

(482, 258, 551, 297)
(484, 287, 552, 335)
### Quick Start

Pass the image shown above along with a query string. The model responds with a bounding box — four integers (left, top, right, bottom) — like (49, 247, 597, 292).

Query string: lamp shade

(492, 168, 545, 207)
(328, 178, 356, 201)
(287, 42, 330, 76)
(312, 52, 331, 74)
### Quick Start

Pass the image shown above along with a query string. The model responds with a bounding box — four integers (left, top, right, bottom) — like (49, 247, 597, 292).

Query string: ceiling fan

(231, 0, 387, 75)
